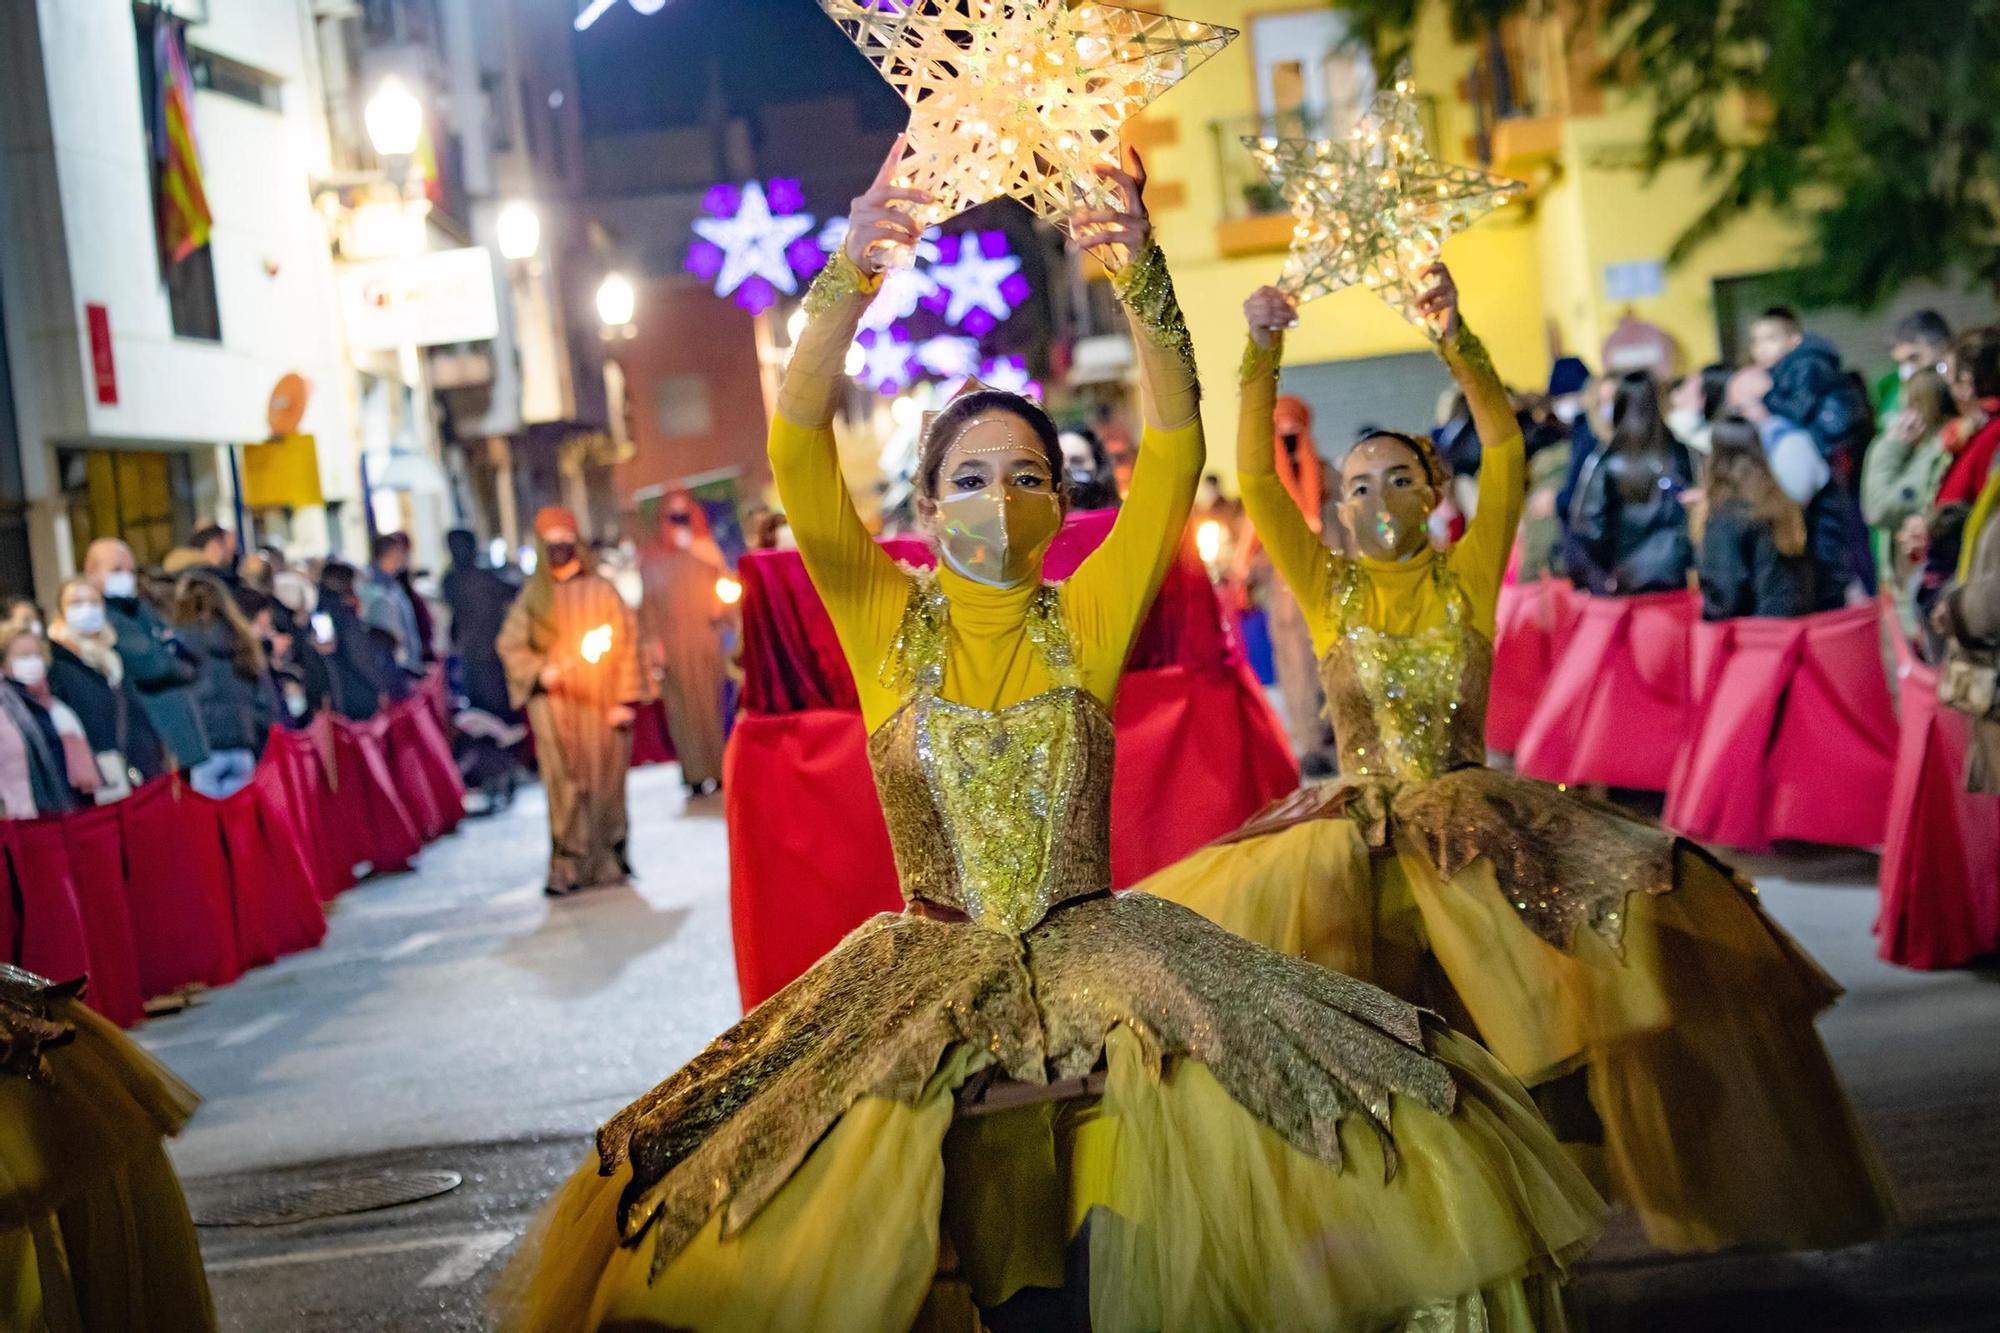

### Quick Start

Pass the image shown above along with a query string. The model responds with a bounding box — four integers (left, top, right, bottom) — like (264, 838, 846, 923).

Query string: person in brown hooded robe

(635, 492, 730, 795)
(498, 507, 645, 895)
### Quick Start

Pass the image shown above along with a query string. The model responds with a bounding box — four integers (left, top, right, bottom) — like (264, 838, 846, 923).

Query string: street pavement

(138, 766, 2000, 1331)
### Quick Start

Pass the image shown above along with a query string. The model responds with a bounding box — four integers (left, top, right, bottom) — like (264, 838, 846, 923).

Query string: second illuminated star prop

(821, 0, 1236, 238)
(1247, 73, 1521, 325)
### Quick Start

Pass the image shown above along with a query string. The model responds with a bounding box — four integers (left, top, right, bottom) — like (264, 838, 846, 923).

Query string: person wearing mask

(174, 575, 275, 800)
(1750, 307, 1873, 476)
(1726, 366, 1856, 609)
(316, 561, 404, 721)
(84, 538, 211, 776)
(1566, 371, 1696, 596)
(49, 577, 156, 798)
(1936, 327, 2000, 510)
(1877, 308, 1953, 418)
(1667, 362, 1732, 461)
(636, 497, 728, 798)
(441, 528, 520, 720)
(1056, 424, 1121, 511)
(361, 532, 425, 673)
(3, 626, 93, 812)
(1693, 417, 1819, 620)
(499, 507, 644, 895)
(1863, 367, 1956, 630)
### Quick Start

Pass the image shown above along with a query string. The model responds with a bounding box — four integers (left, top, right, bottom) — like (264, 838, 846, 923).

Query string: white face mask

(103, 570, 138, 599)
(1667, 406, 1709, 444)
(64, 602, 106, 635)
(7, 655, 46, 689)
(1552, 399, 1583, 425)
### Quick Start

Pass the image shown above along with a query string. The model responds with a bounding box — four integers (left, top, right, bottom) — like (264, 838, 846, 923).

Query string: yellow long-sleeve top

(1238, 324, 1524, 649)
(772, 248, 1205, 733)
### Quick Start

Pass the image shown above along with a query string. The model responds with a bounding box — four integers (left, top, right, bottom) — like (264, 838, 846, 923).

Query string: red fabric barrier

(1877, 655, 2000, 970)
(725, 514, 1300, 1010)
(118, 779, 238, 994)
(386, 703, 465, 843)
(1516, 588, 1697, 791)
(629, 700, 676, 767)
(332, 714, 425, 876)
(0, 819, 93, 994)
(57, 806, 145, 1027)
(267, 721, 353, 899)
(1663, 605, 1898, 851)
(1487, 578, 1583, 754)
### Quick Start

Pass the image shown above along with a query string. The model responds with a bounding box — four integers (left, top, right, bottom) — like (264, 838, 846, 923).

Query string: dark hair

(318, 560, 358, 601)
(1757, 306, 1802, 331)
(1705, 415, 1807, 557)
(174, 573, 265, 677)
(1060, 424, 1110, 471)
(1350, 429, 1448, 492)
(371, 532, 404, 561)
(1893, 309, 1952, 349)
(1697, 363, 1732, 422)
(192, 523, 229, 551)
(1608, 372, 1673, 456)
(917, 390, 1064, 501)
(1949, 327, 2000, 400)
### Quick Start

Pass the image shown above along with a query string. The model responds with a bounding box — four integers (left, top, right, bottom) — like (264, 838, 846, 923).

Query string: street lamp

(596, 273, 637, 329)
(364, 76, 425, 160)
(497, 200, 542, 261)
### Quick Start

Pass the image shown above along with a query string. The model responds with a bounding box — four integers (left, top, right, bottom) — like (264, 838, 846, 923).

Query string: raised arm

(768, 143, 922, 685)
(1236, 287, 1338, 647)
(1066, 152, 1207, 681)
(1422, 265, 1523, 636)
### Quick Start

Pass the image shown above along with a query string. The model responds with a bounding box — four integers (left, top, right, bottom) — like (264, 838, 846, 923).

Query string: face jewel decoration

(820, 0, 1235, 240)
(1246, 70, 1520, 325)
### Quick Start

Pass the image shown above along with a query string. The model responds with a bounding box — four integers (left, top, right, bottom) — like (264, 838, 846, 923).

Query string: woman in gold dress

(1140, 279, 1894, 1254)
(496, 146, 1601, 1332)
(1, 966, 215, 1332)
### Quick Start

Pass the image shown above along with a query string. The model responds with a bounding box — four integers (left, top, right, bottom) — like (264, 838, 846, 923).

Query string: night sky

(571, 0, 906, 139)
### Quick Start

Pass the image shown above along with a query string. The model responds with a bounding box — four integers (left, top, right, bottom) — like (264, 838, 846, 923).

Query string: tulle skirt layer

(495, 1028, 1601, 1332)
(0, 1002, 213, 1333)
(1139, 816, 1895, 1253)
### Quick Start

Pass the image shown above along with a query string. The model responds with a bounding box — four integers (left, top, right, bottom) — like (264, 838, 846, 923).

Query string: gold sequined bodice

(866, 577, 1114, 934)
(1320, 560, 1492, 782)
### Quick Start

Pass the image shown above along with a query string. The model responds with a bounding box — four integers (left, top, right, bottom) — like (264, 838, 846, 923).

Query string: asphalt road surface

(138, 766, 2000, 1331)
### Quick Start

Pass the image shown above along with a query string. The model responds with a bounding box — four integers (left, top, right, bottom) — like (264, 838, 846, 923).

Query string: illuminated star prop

(690, 180, 817, 313)
(1246, 71, 1520, 324)
(820, 0, 1236, 238)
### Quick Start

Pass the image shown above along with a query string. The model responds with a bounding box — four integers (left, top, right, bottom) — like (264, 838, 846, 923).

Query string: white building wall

(0, 0, 359, 600)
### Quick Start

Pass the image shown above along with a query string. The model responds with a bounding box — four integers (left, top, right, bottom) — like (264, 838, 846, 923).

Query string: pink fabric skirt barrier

(1487, 578, 1584, 754)
(1515, 588, 1697, 791)
(1877, 659, 2000, 970)
(1663, 605, 1898, 851)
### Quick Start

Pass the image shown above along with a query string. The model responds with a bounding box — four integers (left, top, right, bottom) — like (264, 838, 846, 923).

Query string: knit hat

(1546, 356, 1591, 399)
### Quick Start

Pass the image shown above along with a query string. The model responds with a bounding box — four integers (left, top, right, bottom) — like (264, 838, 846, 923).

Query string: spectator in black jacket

(1567, 371, 1696, 596)
(47, 577, 158, 798)
(174, 574, 275, 799)
(83, 538, 210, 775)
(441, 528, 520, 719)
(317, 561, 406, 721)
(1694, 417, 1819, 620)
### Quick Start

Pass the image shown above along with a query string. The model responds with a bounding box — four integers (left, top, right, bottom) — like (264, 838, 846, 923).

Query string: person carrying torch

(498, 507, 645, 896)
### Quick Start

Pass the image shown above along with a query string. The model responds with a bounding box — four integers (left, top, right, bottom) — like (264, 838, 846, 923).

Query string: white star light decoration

(927, 230, 1028, 333)
(1247, 73, 1521, 324)
(820, 0, 1236, 239)
(687, 180, 819, 314)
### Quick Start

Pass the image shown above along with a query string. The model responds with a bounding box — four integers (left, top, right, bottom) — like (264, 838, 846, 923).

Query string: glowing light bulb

(580, 623, 614, 665)
(715, 576, 744, 606)
(1195, 519, 1224, 565)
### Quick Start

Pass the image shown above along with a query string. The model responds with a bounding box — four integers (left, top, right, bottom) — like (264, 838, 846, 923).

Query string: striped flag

(152, 21, 212, 264)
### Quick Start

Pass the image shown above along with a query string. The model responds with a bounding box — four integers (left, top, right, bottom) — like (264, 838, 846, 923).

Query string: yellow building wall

(1132, 0, 1811, 476)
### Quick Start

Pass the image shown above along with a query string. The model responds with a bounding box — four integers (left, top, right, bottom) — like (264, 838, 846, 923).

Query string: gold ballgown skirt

(497, 580, 1602, 1331)
(1139, 594, 1895, 1254)
(1, 968, 214, 1333)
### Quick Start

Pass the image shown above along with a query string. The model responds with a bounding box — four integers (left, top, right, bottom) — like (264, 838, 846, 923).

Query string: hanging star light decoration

(820, 0, 1236, 243)
(1245, 70, 1521, 325)
(926, 230, 1030, 334)
(687, 180, 819, 314)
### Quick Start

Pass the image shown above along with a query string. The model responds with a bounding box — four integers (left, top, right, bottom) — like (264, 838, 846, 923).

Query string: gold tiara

(920, 373, 1001, 445)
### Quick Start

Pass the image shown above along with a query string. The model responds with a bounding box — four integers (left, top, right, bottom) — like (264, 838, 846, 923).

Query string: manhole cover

(190, 1168, 463, 1227)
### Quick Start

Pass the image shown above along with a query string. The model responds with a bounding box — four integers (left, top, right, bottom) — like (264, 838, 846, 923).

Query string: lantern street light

(596, 273, 637, 330)
(496, 200, 542, 261)
(364, 76, 425, 160)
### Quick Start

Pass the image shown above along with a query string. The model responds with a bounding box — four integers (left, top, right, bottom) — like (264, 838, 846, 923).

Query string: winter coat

(1766, 335, 1871, 465)
(442, 563, 520, 718)
(104, 596, 210, 770)
(1566, 439, 1696, 596)
(323, 600, 406, 722)
(48, 640, 165, 782)
(177, 620, 276, 755)
(1698, 499, 1819, 620)
(1862, 425, 1951, 536)
(0, 683, 77, 815)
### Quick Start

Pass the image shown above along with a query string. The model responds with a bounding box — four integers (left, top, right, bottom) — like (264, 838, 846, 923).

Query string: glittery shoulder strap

(1331, 554, 1466, 635)
(1024, 582, 1082, 691)
(878, 572, 1082, 697)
